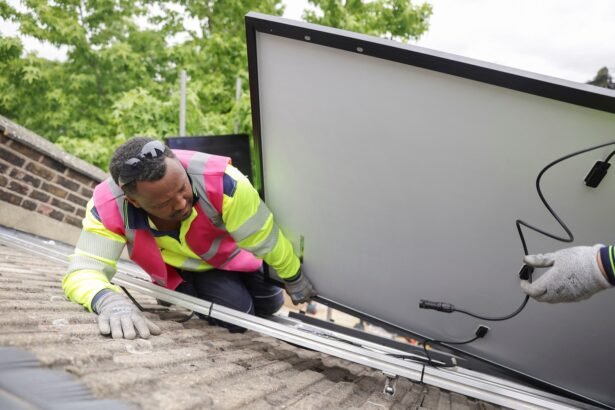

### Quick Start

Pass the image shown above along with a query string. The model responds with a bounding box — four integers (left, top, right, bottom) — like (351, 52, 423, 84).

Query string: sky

(284, 0, 615, 84)
(1, 0, 614, 84)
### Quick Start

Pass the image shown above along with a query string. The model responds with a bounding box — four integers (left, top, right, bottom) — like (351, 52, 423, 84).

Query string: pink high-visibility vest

(92, 150, 262, 290)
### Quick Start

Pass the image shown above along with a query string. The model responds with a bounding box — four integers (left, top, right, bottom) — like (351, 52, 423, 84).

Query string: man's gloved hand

(521, 245, 611, 303)
(284, 268, 317, 305)
(93, 291, 161, 339)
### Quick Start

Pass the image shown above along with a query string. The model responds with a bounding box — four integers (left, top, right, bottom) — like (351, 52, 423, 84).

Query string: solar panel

(246, 13, 615, 407)
(166, 134, 253, 182)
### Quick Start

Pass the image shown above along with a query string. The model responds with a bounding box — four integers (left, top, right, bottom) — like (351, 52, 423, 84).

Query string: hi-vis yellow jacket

(63, 150, 300, 311)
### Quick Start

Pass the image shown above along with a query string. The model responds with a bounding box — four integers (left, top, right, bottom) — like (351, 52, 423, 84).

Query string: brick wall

(0, 115, 107, 242)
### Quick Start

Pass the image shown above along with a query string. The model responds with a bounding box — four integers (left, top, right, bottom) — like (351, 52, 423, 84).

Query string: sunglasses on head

(118, 140, 166, 188)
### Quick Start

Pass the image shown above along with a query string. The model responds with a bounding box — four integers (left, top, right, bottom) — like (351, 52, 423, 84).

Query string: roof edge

(0, 114, 107, 182)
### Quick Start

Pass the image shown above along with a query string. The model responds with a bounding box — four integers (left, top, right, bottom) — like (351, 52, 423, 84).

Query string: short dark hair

(109, 137, 175, 196)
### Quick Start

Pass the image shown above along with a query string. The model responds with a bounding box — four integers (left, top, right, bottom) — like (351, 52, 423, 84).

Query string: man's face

(126, 157, 194, 223)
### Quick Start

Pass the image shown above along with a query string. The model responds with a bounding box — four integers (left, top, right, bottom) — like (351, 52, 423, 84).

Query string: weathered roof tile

(0, 230, 503, 409)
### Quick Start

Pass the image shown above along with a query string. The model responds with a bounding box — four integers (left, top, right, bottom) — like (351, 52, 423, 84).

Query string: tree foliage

(0, 0, 431, 170)
(304, 0, 431, 41)
(588, 67, 615, 90)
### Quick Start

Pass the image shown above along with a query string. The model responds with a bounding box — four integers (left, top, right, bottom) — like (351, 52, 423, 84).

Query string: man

(521, 245, 615, 303)
(63, 137, 316, 339)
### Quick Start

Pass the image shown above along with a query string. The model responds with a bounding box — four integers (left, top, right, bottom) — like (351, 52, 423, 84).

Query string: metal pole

(179, 70, 187, 136)
(234, 77, 242, 134)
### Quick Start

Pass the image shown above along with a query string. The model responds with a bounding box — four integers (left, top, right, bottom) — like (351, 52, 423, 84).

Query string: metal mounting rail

(0, 228, 596, 410)
(113, 271, 583, 410)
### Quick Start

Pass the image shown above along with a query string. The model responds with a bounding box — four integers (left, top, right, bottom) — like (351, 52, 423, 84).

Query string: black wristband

(91, 289, 113, 313)
(599, 246, 615, 286)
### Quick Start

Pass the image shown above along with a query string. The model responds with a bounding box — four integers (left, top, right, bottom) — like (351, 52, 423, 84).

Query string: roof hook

(382, 372, 398, 396)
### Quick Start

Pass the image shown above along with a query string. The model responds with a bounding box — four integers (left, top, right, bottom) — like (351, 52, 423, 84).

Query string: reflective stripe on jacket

(90, 150, 263, 290)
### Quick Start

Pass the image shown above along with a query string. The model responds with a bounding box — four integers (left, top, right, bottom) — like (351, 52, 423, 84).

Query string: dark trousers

(175, 268, 284, 333)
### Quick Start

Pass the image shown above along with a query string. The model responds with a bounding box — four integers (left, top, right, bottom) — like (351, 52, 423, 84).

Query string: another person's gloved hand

(521, 245, 611, 303)
(284, 268, 317, 305)
(93, 291, 161, 339)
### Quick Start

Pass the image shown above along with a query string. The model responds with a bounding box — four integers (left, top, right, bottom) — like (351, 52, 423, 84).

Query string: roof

(0, 226, 501, 409)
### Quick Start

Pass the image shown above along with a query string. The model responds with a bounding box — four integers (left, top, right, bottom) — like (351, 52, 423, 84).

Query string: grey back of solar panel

(246, 13, 615, 408)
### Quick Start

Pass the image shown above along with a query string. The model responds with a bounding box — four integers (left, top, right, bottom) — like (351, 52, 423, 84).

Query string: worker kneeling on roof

(62, 137, 316, 339)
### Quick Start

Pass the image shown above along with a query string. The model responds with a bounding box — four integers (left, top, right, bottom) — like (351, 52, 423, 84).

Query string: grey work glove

(284, 268, 317, 305)
(93, 291, 161, 339)
(521, 245, 611, 303)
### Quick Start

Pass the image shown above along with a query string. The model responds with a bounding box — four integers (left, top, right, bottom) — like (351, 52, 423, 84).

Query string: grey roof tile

(0, 231, 504, 409)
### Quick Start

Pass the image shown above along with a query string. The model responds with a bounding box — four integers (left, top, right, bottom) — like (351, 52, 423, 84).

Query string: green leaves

(55, 134, 120, 169)
(588, 67, 614, 89)
(0, 36, 23, 60)
(21, 61, 42, 83)
(304, 0, 432, 41)
(111, 87, 176, 139)
(0, 0, 431, 171)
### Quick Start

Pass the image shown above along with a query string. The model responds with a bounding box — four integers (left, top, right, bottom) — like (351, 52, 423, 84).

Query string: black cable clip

(585, 160, 611, 188)
(518, 264, 534, 280)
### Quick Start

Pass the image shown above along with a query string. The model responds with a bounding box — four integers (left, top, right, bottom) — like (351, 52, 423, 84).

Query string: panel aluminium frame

(0, 227, 591, 410)
(112, 273, 588, 410)
(244, 12, 615, 409)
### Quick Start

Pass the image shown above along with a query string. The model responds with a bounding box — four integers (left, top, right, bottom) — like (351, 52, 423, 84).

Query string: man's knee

(254, 288, 284, 316)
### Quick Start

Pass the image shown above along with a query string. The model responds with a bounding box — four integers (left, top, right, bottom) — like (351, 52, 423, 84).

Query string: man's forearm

(62, 269, 121, 312)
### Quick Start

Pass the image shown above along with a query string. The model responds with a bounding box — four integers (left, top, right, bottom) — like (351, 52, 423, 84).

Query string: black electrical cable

(121, 286, 156, 312)
(121, 286, 195, 322)
(387, 335, 481, 369)
(422, 336, 480, 367)
(420, 139, 615, 322)
(452, 298, 529, 321)
(604, 149, 615, 163)
(389, 325, 489, 369)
